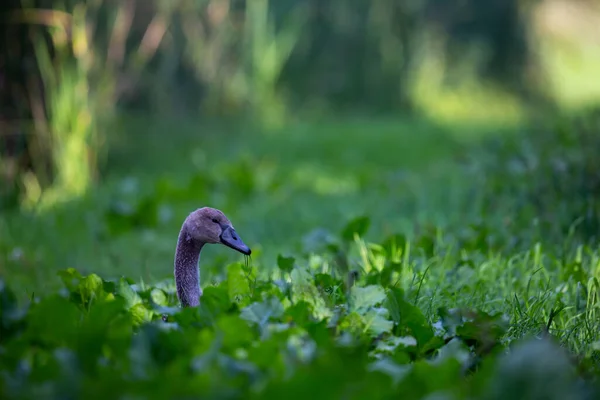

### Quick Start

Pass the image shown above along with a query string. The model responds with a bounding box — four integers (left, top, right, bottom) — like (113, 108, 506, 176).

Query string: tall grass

(25, 4, 101, 208)
(7, 0, 600, 211)
(242, 0, 306, 128)
(11, 0, 166, 209)
(179, 0, 305, 128)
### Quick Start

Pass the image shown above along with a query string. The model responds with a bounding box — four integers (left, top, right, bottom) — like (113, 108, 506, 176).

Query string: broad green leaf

(363, 308, 394, 337)
(386, 288, 434, 347)
(76, 297, 130, 371)
(171, 304, 203, 327)
(150, 288, 169, 307)
(444, 308, 509, 346)
(338, 311, 364, 336)
(116, 277, 142, 308)
(217, 314, 255, 350)
(129, 303, 153, 326)
(114, 278, 152, 325)
(338, 308, 393, 338)
(196, 286, 231, 320)
(228, 262, 251, 304)
(246, 334, 285, 371)
(240, 297, 284, 329)
(290, 267, 332, 320)
(350, 285, 387, 313)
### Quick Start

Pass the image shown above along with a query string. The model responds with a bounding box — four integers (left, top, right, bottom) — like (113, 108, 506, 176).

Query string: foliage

(2, 234, 599, 399)
(2, 100, 600, 399)
(1, 0, 600, 396)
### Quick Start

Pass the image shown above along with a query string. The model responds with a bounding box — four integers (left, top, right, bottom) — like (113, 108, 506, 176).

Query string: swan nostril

(232, 235, 238, 240)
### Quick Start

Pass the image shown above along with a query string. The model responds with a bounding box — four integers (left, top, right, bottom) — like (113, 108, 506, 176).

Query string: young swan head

(183, 207, 251, 255)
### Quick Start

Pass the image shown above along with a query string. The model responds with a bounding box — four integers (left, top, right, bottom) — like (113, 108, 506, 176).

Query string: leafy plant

(1, 233, 600, 400)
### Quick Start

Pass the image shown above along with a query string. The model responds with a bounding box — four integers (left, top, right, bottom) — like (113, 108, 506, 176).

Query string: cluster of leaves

(2, 233, 599, 399)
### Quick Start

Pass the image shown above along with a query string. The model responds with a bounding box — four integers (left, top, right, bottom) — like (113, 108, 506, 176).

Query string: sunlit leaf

(79, 273, 105, 305)
(290, 267, 332, 320)
(240, 297, 284, 330)
(116, 277, 142, 308)
(350, 285, 386, 313)
(150, 288, 168, 307)
(338, 312, 364, 336)
(130, 303, 153, 326)
(363, 308, 394, 337)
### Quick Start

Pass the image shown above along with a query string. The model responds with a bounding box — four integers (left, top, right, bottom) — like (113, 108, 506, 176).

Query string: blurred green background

(1, 0, 600, 296)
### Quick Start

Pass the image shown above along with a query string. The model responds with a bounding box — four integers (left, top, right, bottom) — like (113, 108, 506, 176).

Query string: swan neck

(174, 227, 205, 307)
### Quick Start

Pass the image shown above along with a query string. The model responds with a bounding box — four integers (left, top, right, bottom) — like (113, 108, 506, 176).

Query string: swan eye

(211, 218, 219, 224)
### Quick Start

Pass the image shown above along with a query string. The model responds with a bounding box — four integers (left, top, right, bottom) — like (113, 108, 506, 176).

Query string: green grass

(2, 111, 600, 398)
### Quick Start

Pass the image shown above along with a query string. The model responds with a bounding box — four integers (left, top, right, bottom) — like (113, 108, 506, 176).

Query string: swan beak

(220, 226, 251, 255)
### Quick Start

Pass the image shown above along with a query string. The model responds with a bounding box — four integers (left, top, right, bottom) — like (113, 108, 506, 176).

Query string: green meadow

(2, 109, 600, 399)
(2, 0, 600, 398)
